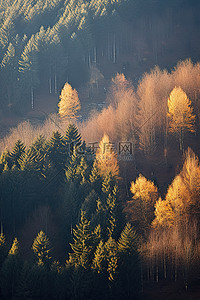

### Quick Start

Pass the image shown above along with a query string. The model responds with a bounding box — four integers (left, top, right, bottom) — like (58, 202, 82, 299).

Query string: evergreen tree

(104, 237, 118, 283)
(46, 131, 67, 170)
(89, 161, 102, 192)
(65, 153, 81, 182)
(102, 172, 114, 195)
(106, 186, 118, 238)
(92, 240, 107, 274)
(68, 211, 95, 269)
(81, 189, 99, 220)
(76, 156, 89, 185)
(64, 123, 82, 157)
(9, 140, 26, 169)
(9, 237, 19, 255)
(19, 148, 42, 172)
(29, 135, 47, 164)
(117, 223, 141, 300)
(32, 231, 52, 267)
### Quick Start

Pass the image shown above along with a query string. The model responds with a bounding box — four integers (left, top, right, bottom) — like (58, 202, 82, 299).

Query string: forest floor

(143, 280, 200, 300)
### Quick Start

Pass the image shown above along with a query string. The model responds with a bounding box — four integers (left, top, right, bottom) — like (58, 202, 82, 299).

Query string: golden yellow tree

(94, 134, 119, 179)
(153, 198, 175, 228)
(153, 148, 200, 228)
(168, 87, 195, 151)
(181, 148, 200, 213)
(125, 174, 158, 235)
(58, 82, 81, 122)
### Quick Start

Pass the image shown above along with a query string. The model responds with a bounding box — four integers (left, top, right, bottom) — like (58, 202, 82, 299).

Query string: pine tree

(81, 189, 99, 220)
(58, 82, 81, 121)
(102, 172, 114, 195)
(9, 140, 26, 169)
(9, 237, 19, 255)
(76, 156, 88, 185)
(168, 86, 196, 151)
(32, 231, 52, 267)
(68, 211, 95, 269)
(117, 223, 141, 300)
(89, 161, 102, 192)
(92, 240, 107, 274)
(64, 123, 82, 157)
(118, 223, 137, 255)
(46, 131, 66, 170)
(106, 185, 118, 238)
(19, 148, 42, 172)
(104, 237, 118, 282)
(30, 135, 47, 158)
(65, 153, 80, 182)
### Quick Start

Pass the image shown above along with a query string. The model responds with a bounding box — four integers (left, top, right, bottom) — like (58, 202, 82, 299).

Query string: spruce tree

(92, 240, 106, 274)
(117, 223, 141, 300)
(32, 231, 52, 267)
(9, 237, 19, 255)
(89, 161, 102, 192)
(9, 140, 26, 169)
(65, 153, 80, 182)
(30, 135, 47, 164)
(64, 124, 82, 157)
(76, 156, 88, 185)
(46, 131, 67, 170)
(68, 211, 94, 269)
(19, 148, 42, 172)
(104, 237, 118, 283)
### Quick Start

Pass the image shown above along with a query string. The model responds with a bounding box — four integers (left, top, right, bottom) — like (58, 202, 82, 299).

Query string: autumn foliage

(94, 133, 119, 179)
(58, 83, 81, 122)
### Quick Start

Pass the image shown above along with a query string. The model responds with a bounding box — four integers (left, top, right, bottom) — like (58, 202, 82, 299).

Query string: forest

(0, 1, 200, 300)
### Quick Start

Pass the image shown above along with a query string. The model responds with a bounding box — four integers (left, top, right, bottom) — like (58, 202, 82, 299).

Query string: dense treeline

(0, 123, 142, 299)
(0, 0, 200, 113)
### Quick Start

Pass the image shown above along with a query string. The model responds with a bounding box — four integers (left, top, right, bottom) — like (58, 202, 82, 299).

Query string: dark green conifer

(32, 231, 52, 267)
(65, 153, 80, 182)
(46, 131, 66, 170)
(68, 211, 94, 269)
(64, 124, 82, 157)
(118, 223, 138, 255)
(92, 240, 106, 274)
(117, 223, 141, 300)
(9, 140, 26, 169)
(104, 237, 118, 282)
